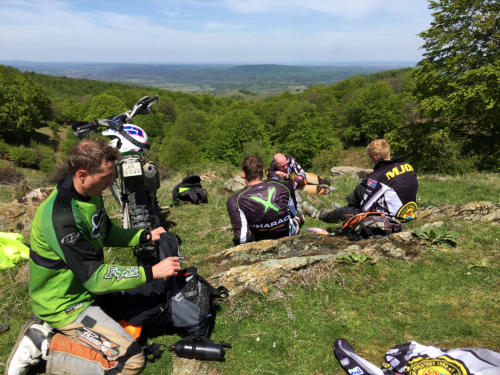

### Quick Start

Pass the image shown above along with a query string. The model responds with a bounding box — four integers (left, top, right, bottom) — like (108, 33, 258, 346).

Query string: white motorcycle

(72, 96, 162, 263)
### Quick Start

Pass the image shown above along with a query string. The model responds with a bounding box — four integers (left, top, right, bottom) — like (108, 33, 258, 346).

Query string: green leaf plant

(413, 223, 459, 246)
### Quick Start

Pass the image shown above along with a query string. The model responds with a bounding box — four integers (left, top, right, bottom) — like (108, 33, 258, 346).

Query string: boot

(5, 319, 52, 375)
(301, 201, 319, 218)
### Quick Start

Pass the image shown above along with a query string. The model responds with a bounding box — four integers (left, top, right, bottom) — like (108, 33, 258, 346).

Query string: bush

(0, 167, 24, 184)
(158, 137, 202, 170)
(59, 128, 79, 155)
(387, 124, 477, 175)
(0, 139, 10, 158)
(35, 144, 57, 174)
(9, 146, 38, 168)
(312, 138, 343, 175)
(240, 140, 272, 167)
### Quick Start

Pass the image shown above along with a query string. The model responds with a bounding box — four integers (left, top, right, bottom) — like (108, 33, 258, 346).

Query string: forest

(3, 61, 405, 94)
(0, 0, 498, 177)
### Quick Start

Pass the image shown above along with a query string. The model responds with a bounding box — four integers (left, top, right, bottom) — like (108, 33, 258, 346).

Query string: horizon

(1, 60, 417, 67)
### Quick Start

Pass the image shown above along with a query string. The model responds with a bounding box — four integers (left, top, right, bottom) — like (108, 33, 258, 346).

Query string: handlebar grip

(140, 95, 158, 106)
(71, 121, 98, 139)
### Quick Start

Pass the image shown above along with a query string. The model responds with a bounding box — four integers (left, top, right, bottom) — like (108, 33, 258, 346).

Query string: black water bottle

(170, 339, 231, 361)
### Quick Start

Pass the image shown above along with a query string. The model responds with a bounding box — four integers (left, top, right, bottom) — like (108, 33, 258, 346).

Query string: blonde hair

(366, 139, 391, 161)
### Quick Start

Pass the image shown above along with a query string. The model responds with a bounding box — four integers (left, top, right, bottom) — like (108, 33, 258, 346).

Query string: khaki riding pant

(46, 305, 145, 375)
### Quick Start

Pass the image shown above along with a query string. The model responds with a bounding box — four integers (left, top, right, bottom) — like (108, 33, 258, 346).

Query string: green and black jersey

(29, 176, 153, 329)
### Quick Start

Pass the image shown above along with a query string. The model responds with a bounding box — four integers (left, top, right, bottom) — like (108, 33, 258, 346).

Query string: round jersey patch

(397, 201, 418, 221)
(408, 355, 469, 375)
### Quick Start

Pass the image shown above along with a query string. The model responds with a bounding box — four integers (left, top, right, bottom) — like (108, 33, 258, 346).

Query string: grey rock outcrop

(418, 201, 499, 222)
(0, 187, 53, 238)
(208, 233, 416, 296)
(330, 166, 372, 179)
(224, 175, 245, 192)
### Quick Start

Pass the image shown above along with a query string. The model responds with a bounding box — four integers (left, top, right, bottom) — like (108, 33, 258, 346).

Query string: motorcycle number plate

(122, 161, 142, 177)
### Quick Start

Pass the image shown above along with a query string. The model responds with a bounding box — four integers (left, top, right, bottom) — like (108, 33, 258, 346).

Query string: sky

(0, 0, 434, 65)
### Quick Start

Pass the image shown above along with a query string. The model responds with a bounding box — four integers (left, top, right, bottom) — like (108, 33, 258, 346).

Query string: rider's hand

(152, 257, 181, 279)
(150, 227, 167, 242)
(275, 171, 288, 179)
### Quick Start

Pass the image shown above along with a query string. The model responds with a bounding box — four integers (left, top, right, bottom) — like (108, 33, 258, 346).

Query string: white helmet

(102, 125, 149, 153)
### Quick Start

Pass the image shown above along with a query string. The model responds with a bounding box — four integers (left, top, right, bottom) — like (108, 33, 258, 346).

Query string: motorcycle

(72, 95, 162, 264)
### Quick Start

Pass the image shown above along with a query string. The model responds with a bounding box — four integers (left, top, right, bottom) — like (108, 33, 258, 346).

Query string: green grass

(417, 173, 500, 206)
(0, 171, 499, 374)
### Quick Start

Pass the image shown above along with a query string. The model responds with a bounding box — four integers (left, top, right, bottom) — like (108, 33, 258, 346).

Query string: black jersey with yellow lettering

(360, 157, 418, 220)
(226, 180, 299, 245)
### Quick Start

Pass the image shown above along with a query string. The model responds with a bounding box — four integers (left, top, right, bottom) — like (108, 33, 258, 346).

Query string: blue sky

(0, 0, 433, 64)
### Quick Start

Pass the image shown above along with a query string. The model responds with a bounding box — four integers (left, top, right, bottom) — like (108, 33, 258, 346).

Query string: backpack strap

(142, 343, 164, 362)
(184, 266, 229, 298)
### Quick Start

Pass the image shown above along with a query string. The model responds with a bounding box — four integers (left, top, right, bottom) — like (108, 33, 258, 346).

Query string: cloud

(205, 21, 227, 30)
(0, 0, 429, 63)
(215, 0, 427, 18)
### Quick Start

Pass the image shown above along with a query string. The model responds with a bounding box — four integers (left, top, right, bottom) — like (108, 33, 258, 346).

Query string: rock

(346, 245, 361, 252)
(224, 175, 245, 192)
(481, 209, 500, 223)
(330, 166, 372, 179)
(200, 172, 219, 183)
(379, 242, 406, 259)
(210, 252, 342, 296)
(390, 231, 415, 244)
(420, 222, 445, 230)
(417, 201, 499, 222)
(172, 357, 221, 375)
(209, 232, 415, 296)
(211, 235, 346, 264)
(0, 187, 53, 238)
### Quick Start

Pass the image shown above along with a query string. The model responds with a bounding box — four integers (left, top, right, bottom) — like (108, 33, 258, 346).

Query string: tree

(0, 66, 52, 139)
(340, 81, 402, 145)
(275, 101, 336, 169)
(205, 108, 268, 165)
(83, 94, 127, 121)
(411, 0, 500, 170)
(167, 109, 209, 149)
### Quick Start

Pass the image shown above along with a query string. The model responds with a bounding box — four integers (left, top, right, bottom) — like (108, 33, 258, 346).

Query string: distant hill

(1, 61, 415, 94)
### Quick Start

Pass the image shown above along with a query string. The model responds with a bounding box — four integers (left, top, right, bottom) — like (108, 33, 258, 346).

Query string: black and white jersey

(360, 157, 418, 220)
(267, 155, 307, 188)
(334, 338, 500, 375)
(227, 180, 299, 245)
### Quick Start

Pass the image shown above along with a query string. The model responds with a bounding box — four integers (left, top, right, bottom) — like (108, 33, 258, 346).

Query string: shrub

(240, 140, 272, 167)
(312, 138, 343, 175)
(0, 139, 10, 157)
(9, 146, 38, 168)
(0, 167, 24, 184)
(59, 128, 79, 155)
(158, 137, 202, 170)
(387, 123, 477, 175)
(35, 144, 57, 174)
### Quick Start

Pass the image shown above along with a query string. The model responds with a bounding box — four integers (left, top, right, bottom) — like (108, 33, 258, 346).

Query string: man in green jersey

(6, 139, 181, 375)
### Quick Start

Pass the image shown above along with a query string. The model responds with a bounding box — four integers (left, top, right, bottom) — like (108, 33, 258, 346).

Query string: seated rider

(318, 139, 418, 223)
(6, 139, 181, 375)
(267, 153, 332, 195)
(227, 155, 303, 245)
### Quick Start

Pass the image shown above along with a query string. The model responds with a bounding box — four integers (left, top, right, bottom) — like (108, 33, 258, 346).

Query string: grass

(0, 168, 499, 374)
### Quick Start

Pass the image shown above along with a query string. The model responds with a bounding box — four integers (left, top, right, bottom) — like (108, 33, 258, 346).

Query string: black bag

(171, 267, 229, 338)
(172, 175, 208, 204)
(336, 212, 403, 241)
(97, 234, 228, 340)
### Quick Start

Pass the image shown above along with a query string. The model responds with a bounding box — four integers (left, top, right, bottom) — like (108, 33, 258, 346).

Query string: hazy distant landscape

(2, 61, 415, 94)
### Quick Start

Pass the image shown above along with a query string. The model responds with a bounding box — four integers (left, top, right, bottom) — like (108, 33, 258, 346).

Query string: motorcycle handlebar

(72, 121, 99, 139)
(71, 95, 158, 138)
